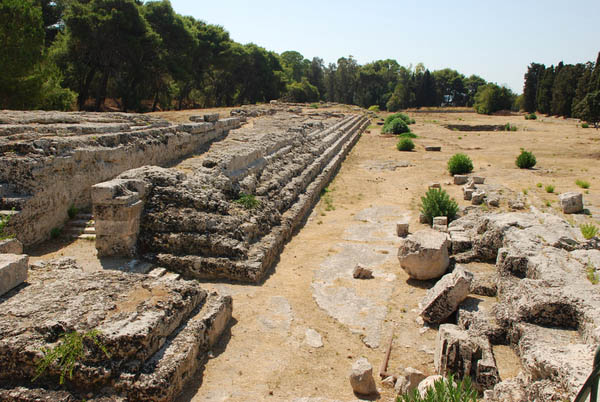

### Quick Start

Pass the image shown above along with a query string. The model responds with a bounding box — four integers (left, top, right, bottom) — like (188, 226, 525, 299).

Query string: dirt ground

(28, 107, 600, 401)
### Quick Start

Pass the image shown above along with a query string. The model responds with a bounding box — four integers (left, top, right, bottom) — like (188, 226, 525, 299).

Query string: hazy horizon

(169, 0, 600, 93)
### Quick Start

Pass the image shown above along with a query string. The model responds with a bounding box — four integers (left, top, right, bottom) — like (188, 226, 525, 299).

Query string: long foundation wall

(93, 110, 369, 283)
(0, 111, 241, 245)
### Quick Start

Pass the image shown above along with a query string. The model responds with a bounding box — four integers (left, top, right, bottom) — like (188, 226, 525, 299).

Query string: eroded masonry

(0, 105, 368, 400)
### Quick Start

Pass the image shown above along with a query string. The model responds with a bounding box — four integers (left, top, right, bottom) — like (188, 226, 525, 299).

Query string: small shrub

(397, 373, 477, 402)
(525, 113, 537, 120)
(382, 118, 410, 135)
(515, 149, 536, 169)
(67, 205, 79, 220)
(310, 103, 319, 109)
(368, 105, 380, 112)
(545, 200, 552, 207)
(504, 123, 517, 131)
(397, 138, 415, 152)
(234, 193, 260, 209)
(50, 227, 62, 239)
(398, 132, 417, 138)
(586, 263, 599, 285)
(545, 184, 555, 193)
(576, 179, 590, 189)
(581, 223, 599, 239)
(582, 123, 590, 128)
(33, 329, 110, 385)
(536, 183, 542, 188)
(420, 188, 459, 225)
(523, 188, 528, 195)
(447, 153, 474, 175)
(0, 212, 15, 240)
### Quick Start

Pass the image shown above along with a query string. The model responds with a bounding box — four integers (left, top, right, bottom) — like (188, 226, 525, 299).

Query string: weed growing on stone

(516, 149, 536, 169)
(447, 153, 473, 175)
(545, 185, 555, 193)
(67, 204, 79, 220)
(420, 188, 459, 225)
(50, 227, 62, 239)
(576, 179, 590, 189)
(397, 373, 477, 402)
(581, 223, 598, 239)
(33, 329, 110, 385)
(0, 212, 15, 240)
(586, 263, 599, 285)
(234, 193, 260, 209)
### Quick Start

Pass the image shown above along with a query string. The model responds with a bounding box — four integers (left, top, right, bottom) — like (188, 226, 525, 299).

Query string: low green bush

(582, 123, 590, 128)
(419, 188, 459, 225)
(50, 227, 62, 239)
(397, 373, 477, 402)
(581, 223, 599, 240)
(545, 184, 555, 193)
(525, 113, 537, 120)
(576, 179, 590, 189)
(384, 112, 413, 126)
(515, 149, 536, 169)
(382, 118, 410, 135)
(447, 153, 474, 175)
(504, 123, 518, 131)
(67, 204, 79, 220)
(397, 138, 415, 151)
(368, 105, 380, 112)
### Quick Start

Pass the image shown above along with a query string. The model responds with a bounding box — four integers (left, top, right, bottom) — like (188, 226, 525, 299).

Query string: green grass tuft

(234, 193, 260, 209)
(581, 223, 598, 240)
(576, 179, 590, 189)
(545, 184, 555, 193)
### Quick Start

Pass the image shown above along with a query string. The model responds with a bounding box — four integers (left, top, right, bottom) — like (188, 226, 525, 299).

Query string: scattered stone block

(508, 198, 525, 210)
(433, 216, 448, 226)
(425, 146, 441, 152)
(435, 324, 500, 390)
(396, 222, 409, 237)
(465, 178, 477, 190)
(420, 265, 473, 324)
(486, 196, 500, 207)
(401, 367, 426, 394)
(558, 192, 583, 214)
(0, 238, 23, 254)
(463, 188, 474, 201)
(304, 328, 323, 348)
(471, 190, 486, 205)
(454, 175, 469, 185)
(353, 264, 373, 279)
(429, 182, 441, 189)
(203, 113, 220, 122)
(419, 213, 428, 224)
(473, 176, 485, 184)
(349, 358, 377, 395)
(382, 376, 396, 388)
(449, 231, 471, 254)
(418, 375, 444, 398)
(398, 230, 450, 280)
(0, 254, 28, 296)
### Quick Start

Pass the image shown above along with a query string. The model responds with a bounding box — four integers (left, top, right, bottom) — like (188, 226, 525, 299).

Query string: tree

(464, 75, 486, 107)
(473, 83, 515, 115)
(536, 66, 554, 114)
(280, 50, 308, 83)
(522, 63, 544, 112)
(551, 63, 585, 117)
(433, 68, 467, 106)
(307, 57, 325, 100)
(573, 90, 600, 125)
(333, 56, 359, 105)
(415, 69, 437, 107)
(0, 0, 45, 109)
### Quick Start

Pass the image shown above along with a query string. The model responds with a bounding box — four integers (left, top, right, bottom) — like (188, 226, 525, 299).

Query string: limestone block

(0, 254, 28, 296)
(396, 222, 409, 237)
(454, 175, 469, 185)
(450, 231, 471, 254)
(433, 216, 448, 226)
(429, 182, 441, 189)
(203, 113, 219, 122)
(396, 367, 426, 395)
(425, 146, 441, 152)
(463, 188, 474, 201)
(398, 230, 450, 280)
(349, 358, 377, 395)
(0, 239, 23, 254)
(486, 196, 500, 207)
(418, 375, 444, 398)
(465, 178, 477, 190)
(420, 266, 472, 324)
(353, 264, 373, 279)
(419, 213, 428, 224)
(471, 190, 486, 205)
(473, 176, 485, 184)
(558, 192, 583, 214)
(178, 122, 212, 134)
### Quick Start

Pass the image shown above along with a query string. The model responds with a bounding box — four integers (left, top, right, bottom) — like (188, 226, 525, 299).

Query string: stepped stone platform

(0, 110, 242, 246)
(0, 258, 232, 402)
(93, 110, 369, 282)
(444, 208, 600, 400)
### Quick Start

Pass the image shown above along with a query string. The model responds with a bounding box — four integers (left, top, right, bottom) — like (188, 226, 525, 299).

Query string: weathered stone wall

(93, 110, 369, 282)
(0, 111, 241, 245)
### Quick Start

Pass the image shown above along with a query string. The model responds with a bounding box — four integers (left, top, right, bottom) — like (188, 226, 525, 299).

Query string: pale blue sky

(170, 0, 600, 93)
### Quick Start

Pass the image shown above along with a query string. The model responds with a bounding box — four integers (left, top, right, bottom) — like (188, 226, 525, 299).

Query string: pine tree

(523, 63, 544, 113)
(537, 66, 554, 114)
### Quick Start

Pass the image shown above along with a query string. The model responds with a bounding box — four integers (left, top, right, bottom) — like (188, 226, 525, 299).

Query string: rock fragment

(352, 264, 374, 279)
(418, 375, 444, 398)
(420, 265, 473, 324)
(0, 254, 28, 296)
(304, 328, 323, 348)
(349, 358, 377, 395)
(398, 230, 450, 280)
(558, 192, 583, 214)
(453, 175, 469, 185)
(0, 239, 23, 254)
(396, 222, 409, 237)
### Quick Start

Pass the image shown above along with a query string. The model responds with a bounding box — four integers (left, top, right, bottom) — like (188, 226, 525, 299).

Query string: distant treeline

(523, 53, 600, 123)
(2, 0, 516, 113)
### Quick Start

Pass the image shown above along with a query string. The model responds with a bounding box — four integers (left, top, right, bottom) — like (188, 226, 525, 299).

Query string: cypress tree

(537, 66, 554, 114)
(523, 63, 544, 113)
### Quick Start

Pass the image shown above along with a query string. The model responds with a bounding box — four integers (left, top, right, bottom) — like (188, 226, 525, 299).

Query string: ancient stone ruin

(93, 110, 368, 282)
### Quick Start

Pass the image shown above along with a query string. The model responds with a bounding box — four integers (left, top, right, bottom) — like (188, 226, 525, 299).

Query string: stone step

(0, 210, 19, 217)
(75, 213, 94, 221)
(121, 292, 232, 401)
(0, 196, 30, 210)
(69, 233, 96, 240)
(66, 219, 95, 228)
